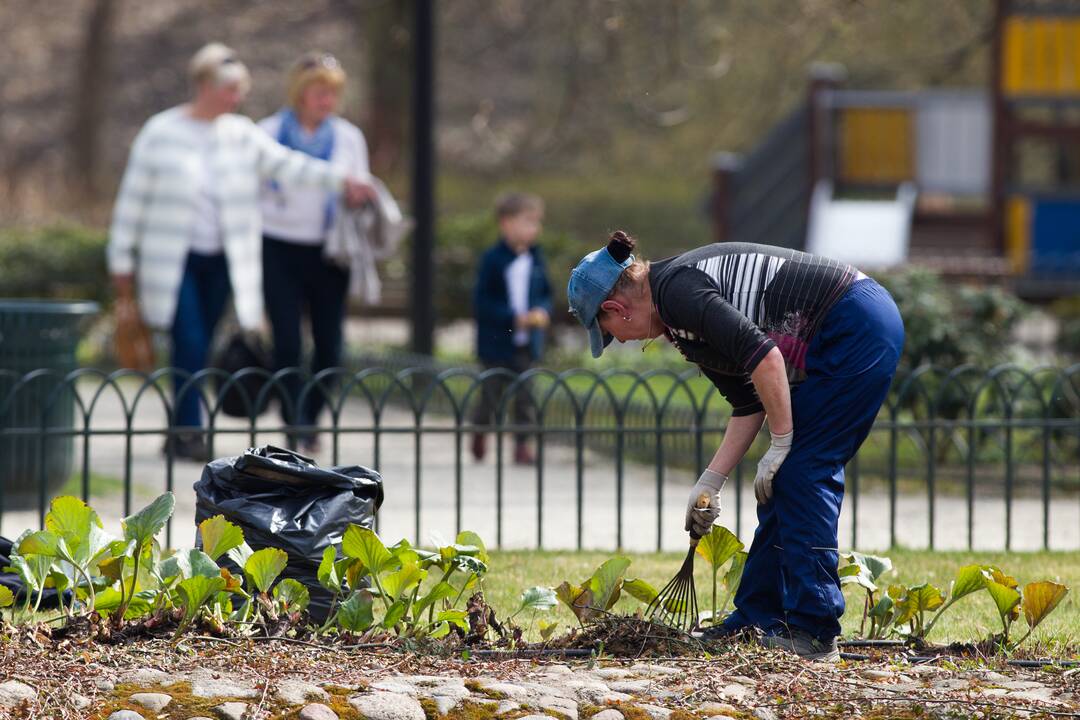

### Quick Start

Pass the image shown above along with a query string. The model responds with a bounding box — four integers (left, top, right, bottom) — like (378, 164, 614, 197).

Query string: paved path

(1, 379, 1076, 551)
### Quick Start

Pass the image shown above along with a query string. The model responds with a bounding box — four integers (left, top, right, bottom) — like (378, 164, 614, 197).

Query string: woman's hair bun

(607, 230, 636, 263)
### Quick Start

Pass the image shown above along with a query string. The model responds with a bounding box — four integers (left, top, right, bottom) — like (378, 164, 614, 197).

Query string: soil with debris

(550, 616, 707, 657)
(2, 624, 1078, 720)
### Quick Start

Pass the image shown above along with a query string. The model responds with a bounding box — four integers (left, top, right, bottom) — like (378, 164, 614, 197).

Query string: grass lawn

(480, 548, 1080, 654)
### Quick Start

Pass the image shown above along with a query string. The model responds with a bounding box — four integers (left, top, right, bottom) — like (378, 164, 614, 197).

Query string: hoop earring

(623, 316, 632, 322)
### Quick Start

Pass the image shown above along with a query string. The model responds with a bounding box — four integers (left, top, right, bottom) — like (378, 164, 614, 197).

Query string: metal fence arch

(0, 363, 1077, 552)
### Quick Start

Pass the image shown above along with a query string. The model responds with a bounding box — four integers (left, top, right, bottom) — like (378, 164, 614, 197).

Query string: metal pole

(411, 0, 436, 355)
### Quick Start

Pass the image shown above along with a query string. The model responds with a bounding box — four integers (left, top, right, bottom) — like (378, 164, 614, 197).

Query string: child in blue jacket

(471, 193, 552, 465)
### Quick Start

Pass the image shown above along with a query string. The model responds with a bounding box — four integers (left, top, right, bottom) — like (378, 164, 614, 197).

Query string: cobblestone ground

(1, 636, 1077, 719)
(2, 380, 1076, 552)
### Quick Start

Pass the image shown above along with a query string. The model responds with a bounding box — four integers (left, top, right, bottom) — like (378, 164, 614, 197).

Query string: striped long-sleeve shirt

(107, 106, 349, 330)
(649, 243, 860, 415)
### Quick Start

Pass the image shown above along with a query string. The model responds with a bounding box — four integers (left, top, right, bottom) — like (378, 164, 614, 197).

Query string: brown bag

(114, 298, 155, 372)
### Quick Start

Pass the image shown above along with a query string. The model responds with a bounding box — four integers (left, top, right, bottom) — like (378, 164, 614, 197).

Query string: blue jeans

(722, 278, 905, 641)
(262, 236, 349, 435)
(171, 252, 231, 429)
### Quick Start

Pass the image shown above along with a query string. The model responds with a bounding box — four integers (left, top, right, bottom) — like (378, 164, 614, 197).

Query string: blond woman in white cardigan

(107, 43, 372, 461)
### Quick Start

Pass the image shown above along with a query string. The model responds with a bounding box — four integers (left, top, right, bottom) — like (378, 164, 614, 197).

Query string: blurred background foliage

(2, 0, 1075, 363)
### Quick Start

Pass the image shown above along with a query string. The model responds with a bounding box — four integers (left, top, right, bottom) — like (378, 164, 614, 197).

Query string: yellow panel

(1005, 196, 1031, 275)
(1003, 17, 1025, 94)
(1064, 19, 1080, 92)
(839, 108, 913, 184)
(1050, 20, 1067, 93)
(1072, 19, 1080, 92)
(1032, 19, 1050, 93)
(1001, 16, 1080, 96)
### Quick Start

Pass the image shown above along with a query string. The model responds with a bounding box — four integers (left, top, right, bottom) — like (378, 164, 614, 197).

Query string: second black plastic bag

(193, 445, 384, 623)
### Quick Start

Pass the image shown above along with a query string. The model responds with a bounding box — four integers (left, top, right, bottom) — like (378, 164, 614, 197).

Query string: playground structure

(711, 0, 1080, 299)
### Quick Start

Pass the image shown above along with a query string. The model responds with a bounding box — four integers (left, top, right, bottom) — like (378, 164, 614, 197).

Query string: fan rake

(643, 493, 708, 632)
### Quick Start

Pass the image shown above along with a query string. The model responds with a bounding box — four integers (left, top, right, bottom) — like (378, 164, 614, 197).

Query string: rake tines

(643, 542, 699, 632)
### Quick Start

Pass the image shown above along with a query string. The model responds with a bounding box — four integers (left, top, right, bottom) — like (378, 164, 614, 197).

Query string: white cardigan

(107, 106, 347, 330)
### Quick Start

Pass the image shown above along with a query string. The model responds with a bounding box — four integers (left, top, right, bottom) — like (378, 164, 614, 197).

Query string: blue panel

(1030, 199, 1080, 274)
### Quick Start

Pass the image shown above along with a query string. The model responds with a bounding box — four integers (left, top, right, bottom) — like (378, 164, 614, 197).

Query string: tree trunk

(69, 0, 115, 205)
(362, 0, 414, 177)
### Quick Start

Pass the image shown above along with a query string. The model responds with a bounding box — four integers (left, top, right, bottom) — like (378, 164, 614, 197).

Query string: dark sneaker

(162, 433, 210, 463)
(760, 628, 840, 662)
(471, 433, 487, 462)
(513, 442, 535, 466)
(695, 624, 761, 642)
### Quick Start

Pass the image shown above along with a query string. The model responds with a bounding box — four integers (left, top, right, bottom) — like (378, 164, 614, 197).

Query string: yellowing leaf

(342, 525, 398, 576)
(985, 580, 1021, 622)
(198, 515, 245, 562)
(244, 547, 289, 595)
(908, 583, 945, 612)
(539, 620, 559, 641)
(555, 581, 594, 623)
(622, 578, 659, 605)
(984, 566, 1018, 590)
(273, 578, 311, 613)
(695, 526, 743, 573)
(1023, 581, 1068, 630)
(950, 565, 987, 602)
(382, 561, 427, 600)
(0, 585, 13, 609)
(723, 551, 747, 596)
(587, 556, 631, 612)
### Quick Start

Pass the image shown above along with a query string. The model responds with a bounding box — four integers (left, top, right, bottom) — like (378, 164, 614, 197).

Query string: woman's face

(199, 80, 245, 116)
(299, 81, 341, 124)
(597, 294, 659, 343)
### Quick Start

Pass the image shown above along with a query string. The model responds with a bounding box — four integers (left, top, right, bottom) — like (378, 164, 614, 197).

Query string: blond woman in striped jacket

(107, 43, 372, 461)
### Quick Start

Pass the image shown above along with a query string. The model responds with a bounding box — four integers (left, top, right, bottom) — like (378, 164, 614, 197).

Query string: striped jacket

(107, 106, 348, 330)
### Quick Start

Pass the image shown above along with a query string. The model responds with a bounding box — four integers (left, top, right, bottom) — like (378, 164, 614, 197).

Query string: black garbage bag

(0, 534, 72, 609)
(212, 332, 273, 418)
(193, 445, 383, 623)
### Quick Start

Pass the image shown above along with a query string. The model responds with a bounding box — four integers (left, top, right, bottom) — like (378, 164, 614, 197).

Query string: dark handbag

(212, 332, 273, 418)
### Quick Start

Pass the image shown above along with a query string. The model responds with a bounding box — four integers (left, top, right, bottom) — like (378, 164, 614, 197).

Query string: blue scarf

(270, 109, 338, 232)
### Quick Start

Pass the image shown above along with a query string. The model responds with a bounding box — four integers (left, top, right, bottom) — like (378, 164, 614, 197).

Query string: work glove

(754, 430, 793, 504)
(685, 469, 727, 538)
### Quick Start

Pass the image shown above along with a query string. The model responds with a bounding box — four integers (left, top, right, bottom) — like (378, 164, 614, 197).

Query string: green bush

(432, 211, 582, 322)
(1050, 297, 1080, 360)
(874, 268, 1028, 369)
(0, 225, 109, 306)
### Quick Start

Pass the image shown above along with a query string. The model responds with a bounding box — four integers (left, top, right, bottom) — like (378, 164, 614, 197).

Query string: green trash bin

(0, 299, 99, 511)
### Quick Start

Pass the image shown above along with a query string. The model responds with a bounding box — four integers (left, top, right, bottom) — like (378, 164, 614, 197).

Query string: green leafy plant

(695, 526, 745, 626)
(983, 567, 1022, 644)
(920, 564, 987, 638)
(556, 556, 631, 625)
(114, 492, 175, 624)
(840, 551, 894, 638)
(0, 584, 14, 625)
(333, 526, 492, 638)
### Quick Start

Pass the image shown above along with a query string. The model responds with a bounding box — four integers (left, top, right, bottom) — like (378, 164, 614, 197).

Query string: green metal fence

(0, 363, 1077, 551)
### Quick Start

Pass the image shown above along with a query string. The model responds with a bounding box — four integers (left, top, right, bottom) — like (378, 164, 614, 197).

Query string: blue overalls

(721, 278, 905, 641)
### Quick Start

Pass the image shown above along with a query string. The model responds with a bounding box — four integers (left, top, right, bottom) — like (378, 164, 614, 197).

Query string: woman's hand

(754, 430, 792, 503)
(344, 177, 375, 207)
(527, 308, 550, 329)
(685, 469, 727, 537)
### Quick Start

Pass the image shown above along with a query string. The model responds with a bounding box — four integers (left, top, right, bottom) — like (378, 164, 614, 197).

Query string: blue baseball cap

(567, 246, 635, 358)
